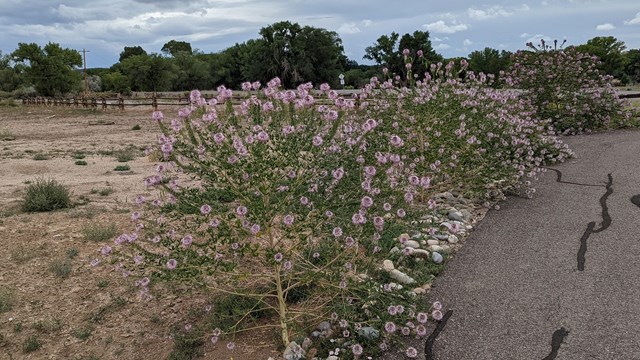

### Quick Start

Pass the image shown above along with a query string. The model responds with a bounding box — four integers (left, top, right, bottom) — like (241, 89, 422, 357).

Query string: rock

(358, 326, 380, 340)
(404, 240, 420, 249)
(413, 287, 427, 295)
(461, 209, 472, 220)
(434, 234, 449, 240)
(390, 246, 401, 254)
(327, 356, 339, 360)
(389, 269, 416, 284)
(432, 252, 443, 264)
(283, 341, 306, 360)
(409, 249, 430, 258)
(448, 211, 464, 222)
(426, 239, 440, 246)
(388, 282, 403, 290)
(301, 338, 312, 351)
(448, 235, 459, 244)
(411, 232, 423, 239)
(441, 245, 451, 253)
(382, 260, 394, 272)
(428, 245, 444, 252)
(317, 321, 331, 332)
(310, 331, 321, 338)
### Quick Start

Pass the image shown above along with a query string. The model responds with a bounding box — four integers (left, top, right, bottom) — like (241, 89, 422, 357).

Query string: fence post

(74, 97, 79, 108)
(91, 97, 97, 109)
(152, 94, 158, 110)
(82, 97, 88, 108)
(118, 94, 124, 110)
(101, 97, 107, 110)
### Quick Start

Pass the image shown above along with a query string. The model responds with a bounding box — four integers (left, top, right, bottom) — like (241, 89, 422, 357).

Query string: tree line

(1, 20, 639, 97)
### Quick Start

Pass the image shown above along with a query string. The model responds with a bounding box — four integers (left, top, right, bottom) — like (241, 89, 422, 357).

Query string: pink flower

(236, 206, 248, 216)
(384, 321, 396, 333)
(352, 344, 363, 356)
(432, 301, 443, 310)
(312, 135, 323, 146)
(405, 347, 418, 358)
(402, 48, 410, 56)
(200, 204, 212, 215)
(152, 111, 164, 121)
(361, 196, 373, 208)
(166, 259, 177, 269)
(432, 310, 443, 321)
(283, 214, 294, 226)
(333, 227, 343, 237)
(250, 224, 260, 234)
(274, 253, 283, 262)
(100, 245, 112, 256)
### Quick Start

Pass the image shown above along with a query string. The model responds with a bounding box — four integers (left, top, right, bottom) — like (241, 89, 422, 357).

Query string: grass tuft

(22, 178, 71, 212)
(82, 222, 117, 242)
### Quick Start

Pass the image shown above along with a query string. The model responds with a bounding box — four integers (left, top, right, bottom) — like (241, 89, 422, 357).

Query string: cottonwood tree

(12, 42, 82, 96)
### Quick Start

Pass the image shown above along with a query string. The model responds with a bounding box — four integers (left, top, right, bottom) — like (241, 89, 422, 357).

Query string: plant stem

(274, 263, 290, 346)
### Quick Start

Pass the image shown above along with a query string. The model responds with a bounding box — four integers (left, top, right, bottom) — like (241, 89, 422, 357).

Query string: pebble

(390, 246, 401, 254)
(413, 287, 427, 295)
(448, 211, 464, 222)
(434, 234, 449, 240)
(404, 240, 420, 249)
(389, 269, 416, 284)
(382, 260, 394, 272)
(432, 252, 444, 264)
(283, 341, 305, 360)
(410, 249, 430, 258)
(357, 326, 380, 340)
(448, 235, 459, 244)
(428, 245, 444, 252)
(317, 321, 331, 332)
(426, 239, 440, 246)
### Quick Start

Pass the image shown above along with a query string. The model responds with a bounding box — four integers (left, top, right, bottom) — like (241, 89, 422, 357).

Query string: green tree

(118, 53, 176, 92)
(244, 21, 346, 88)
(576, 36, 627, 82)
(12, 42, 82, 96)
(0, 51, 22, 92)
(161, 40, 193, 57)
(623, 49, 640, 84)
(101, 71, 131, 94)
(364, 30, 443, 79)
(467, 47, 512, 84)
(119, 46, 147, 62)
(171, 52, 212, 90)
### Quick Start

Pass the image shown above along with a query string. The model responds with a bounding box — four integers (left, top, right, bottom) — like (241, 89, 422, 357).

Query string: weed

(22, 178, 71, 212)
(22, 335, 41, 353)
(98, 188, 114, 196)
(132, 124, 141, 130)
(0, 286, 16, 313)
(113, 165, 130, 171)
(32, 153, 49, 161)
(33, 318, 64, 333)
(0, 129, 16, 141)
(72, 152, 86, 159)
(49, 259, 72, 279)
(97, 280, 110, 288)
(67, 248, 79, 259)
(10, 243, 47, 263)
(82, 222, 117, 242)
(13, 322, 23, 332)
(114, 148, 136, 162)
(75, 160, 88, 166)
(168, 328, 204, 360)
(72, 324, 94, 340)
(87, 297, 127, 324)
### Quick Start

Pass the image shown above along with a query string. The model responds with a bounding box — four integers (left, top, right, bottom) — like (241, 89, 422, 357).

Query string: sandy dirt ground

(0, 106, 279, 360)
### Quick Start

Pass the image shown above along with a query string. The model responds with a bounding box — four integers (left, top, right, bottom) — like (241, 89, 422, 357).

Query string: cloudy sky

(0, 0, 639, 68)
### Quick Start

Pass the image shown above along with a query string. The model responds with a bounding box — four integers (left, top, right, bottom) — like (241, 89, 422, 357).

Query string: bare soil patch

(0, 106, 279, 359)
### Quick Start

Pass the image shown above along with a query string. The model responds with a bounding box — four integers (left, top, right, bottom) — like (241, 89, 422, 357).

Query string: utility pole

(81, 49, 90, 95)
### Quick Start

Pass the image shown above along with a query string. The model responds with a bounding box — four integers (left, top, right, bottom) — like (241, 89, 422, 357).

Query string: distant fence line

(20, 90, 640, 111)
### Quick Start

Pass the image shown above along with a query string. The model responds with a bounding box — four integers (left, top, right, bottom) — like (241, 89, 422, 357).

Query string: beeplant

(99, 63, 574, 357)
(505, 39, 632, 134)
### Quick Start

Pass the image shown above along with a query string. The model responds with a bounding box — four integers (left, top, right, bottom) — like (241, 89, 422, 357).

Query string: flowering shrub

(505, 40, 631, 134)
(98, 59, 574, 357)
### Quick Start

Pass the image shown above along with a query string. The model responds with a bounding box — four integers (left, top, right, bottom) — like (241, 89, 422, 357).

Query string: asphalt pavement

(382, 129, 640, 360)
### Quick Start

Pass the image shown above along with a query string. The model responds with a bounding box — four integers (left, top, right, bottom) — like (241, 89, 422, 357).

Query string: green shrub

(22, 335, 41, 353)
(82, 222, 117, 242)
(49, 259, 72, 279)
(22, 178, 71, 212)
(113, 165, 130, 171)
(0, 130, 16, 141)
(132, 124, 141, 130)
(114, 148, 136, 162)
(72, 152, 86, 159)
(32, 153, 49, 161)
(0, 286, 16, 313)
(75, 160, 88, 166)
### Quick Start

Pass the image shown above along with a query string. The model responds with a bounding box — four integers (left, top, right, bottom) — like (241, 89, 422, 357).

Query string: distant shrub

(113, 165, 130, 171)
(22, 178, 71, 212)
(82, 222, 117, 242)
(505, 40, 632, 134)
(75, 160, 88, 166)
(132, 124, 141, 130)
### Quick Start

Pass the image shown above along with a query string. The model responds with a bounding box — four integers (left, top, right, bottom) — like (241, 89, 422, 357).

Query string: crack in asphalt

(546, 168, 604, 187)
(425, 310, 453, 360)
(541, 327, 570, 360)
(577, 222, 596, 271)
(593, 174, 613, 233)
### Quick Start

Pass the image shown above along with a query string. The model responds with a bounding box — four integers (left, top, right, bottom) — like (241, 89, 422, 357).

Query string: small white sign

(338, 73, 345, 80)
(340, 79, 345, 85)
